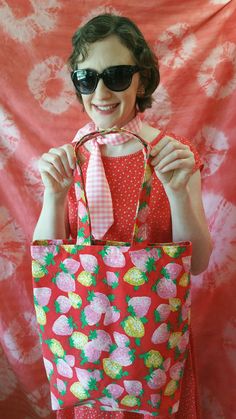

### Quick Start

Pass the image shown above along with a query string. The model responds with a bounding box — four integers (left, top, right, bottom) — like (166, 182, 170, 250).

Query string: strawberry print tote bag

(31, 129, 192, 416)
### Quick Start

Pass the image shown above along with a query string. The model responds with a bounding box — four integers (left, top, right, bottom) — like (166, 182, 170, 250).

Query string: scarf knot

(73, 115, 142, 239)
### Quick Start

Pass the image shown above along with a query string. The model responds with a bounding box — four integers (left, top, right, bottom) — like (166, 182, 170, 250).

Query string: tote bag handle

(73, 128, 162, 246)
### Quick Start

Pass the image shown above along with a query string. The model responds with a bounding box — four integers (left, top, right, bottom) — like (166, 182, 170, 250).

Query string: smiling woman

(32, 12, 212, 419)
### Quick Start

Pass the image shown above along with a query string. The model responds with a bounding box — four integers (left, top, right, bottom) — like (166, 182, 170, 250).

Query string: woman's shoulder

(140, 123, 162, 143)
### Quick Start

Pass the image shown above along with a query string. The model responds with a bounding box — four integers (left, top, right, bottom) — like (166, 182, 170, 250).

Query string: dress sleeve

(165, 131, 203, 173)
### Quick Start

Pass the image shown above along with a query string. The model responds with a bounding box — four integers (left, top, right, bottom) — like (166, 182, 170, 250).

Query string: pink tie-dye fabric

(0, 1, 235, 419)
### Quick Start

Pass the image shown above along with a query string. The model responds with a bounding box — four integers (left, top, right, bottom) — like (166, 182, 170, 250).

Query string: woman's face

(77, 35, 140, 129)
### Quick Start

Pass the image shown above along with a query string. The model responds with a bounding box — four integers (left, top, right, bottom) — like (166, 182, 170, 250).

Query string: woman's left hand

(150, 135, 195, 191)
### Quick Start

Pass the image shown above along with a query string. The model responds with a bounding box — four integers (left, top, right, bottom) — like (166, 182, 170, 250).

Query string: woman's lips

(93, 103, 119, 114)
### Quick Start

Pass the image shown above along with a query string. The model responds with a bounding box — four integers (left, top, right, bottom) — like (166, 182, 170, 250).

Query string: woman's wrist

(43, 188, 69, 204)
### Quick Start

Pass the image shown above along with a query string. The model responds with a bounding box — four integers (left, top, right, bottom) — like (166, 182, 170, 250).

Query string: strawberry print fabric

(1, 1, 236, 419)
(31, 145, 193, 416)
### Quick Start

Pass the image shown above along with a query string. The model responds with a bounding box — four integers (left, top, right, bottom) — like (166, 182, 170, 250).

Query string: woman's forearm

(33, 191, 68, 241)
(166, 185, 213, 275)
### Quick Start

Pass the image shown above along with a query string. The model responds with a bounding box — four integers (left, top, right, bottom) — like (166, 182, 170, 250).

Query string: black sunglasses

(71, 65, 140, 95)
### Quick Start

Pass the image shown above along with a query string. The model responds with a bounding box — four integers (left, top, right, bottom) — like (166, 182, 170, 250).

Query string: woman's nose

(94, 78, 112, 98)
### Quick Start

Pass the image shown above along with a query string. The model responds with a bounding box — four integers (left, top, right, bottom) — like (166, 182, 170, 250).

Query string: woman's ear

(137, 84, 145, 98)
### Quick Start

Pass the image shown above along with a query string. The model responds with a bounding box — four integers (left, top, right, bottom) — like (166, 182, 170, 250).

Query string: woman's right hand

(38, 144, 76, 195)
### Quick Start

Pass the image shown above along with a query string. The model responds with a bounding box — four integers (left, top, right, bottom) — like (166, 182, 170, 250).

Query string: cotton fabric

(63, 129, 203, 419)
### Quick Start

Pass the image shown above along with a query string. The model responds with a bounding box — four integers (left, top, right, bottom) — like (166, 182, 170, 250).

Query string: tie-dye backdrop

(0, 1, 235, 418)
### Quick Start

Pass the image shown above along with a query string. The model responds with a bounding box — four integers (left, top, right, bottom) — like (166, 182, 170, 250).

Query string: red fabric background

(0, 1, 236, 418)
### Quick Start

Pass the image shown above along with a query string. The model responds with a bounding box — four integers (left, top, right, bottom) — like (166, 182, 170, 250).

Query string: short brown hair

(68, 14, 160, 112)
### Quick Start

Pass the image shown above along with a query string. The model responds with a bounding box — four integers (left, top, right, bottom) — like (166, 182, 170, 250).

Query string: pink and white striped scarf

(72, 115, 142, 240)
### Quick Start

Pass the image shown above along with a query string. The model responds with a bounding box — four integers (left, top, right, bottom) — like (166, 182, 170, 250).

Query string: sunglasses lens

(72, 70, 97, 94)
(104, 67, 133, 91)
(72, 66, 139, 94)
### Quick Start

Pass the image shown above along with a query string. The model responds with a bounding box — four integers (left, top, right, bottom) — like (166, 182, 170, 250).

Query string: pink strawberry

(177, 330, 190, 353)
(136, 223, 148, 241)
(75, 368, 98, 390)
(90, 330, 112, 351)
(169, 361, 185, 380)
(110, 347, 134, 366)
(113, 332, 130, 348)
(124, 380, 143, 396)
(43, 357, 54, 379)
(64, 354, 75, 367)
(104, 306, 120, 326)
(80, 254, 98, 273)
(75, 181, 83, 200)
(55, 296, 71, 314)
(88, 291, 111, 314)
(78, 201, 89, 223)
(162, 263, 182, 280)
(56, 378, 67, 394)
(34, 287, 51, 306)
(61, 258, 80, 274)
(52, 315, 74, 336)
(101, 246, 126, 267)
(31, 245, 58, 265)
(163, 357, 171, 372)
(81, 341, 101, 363)
(150, 393, 161, 407)
(106, 271, 119, 288)
(130, 249, 157, 272)
(181, 302, 190, 321)
(151, 323, 170, 344)
(81, 304, 101, 327)
(50, 392, 61, 410)
(182, 256, 191, 272)
(156, 277, 177, 299)
(55, 272, 75, 292)
(127, 296, 151, 317)
(105, 384, 124, 399)
(92, 370, 103, 381)
(146, 369, 166, 389)
(56, 358, 73, 378)
(137, 203, 149, 222)
(99, 397, 118, 408)
(155, 304, 171, 322)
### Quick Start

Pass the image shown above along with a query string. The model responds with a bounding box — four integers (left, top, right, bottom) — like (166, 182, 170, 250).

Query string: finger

(150, 136, 184, 156)
(151, 140, 188, 164)
(152, 149, 193, 170)
(157, 157, 194, 173)
(39, 159, 64, 183)
(48, 148, 73, 177)
(40, 152, 68, 179)
(61, 144, 76, 170)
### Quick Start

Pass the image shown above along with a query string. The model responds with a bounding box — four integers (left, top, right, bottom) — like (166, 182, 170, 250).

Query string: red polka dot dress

(59, 130, 203, 419)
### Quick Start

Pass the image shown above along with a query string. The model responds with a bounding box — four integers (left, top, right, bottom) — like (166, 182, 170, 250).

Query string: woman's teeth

(96, 105, 117, 111)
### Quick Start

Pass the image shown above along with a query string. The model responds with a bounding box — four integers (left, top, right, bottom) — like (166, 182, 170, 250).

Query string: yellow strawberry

(77, 271, 94, 286)
(35, 305, 46, 325)
(45, 338, 65, 357)
(163, 246, 182, 258)
(123, 316, 145, 338)
(164, 379, 178, 396)
(143, 350, 163, 368)
(123, 268, 147, 286)
(169, 298, 181, 312)
(103, 358, 123, 379)
(69, 331, 88, 349)
(61, 245, 76, 254)
(70, 382, 89, 400)
(121, 395, 139, 407)
(32, 260, 47, 278)
(168, 332, 182, 349)
(144, 164, 152, 182)
(68, 292, 82, 309)
(179, 273, 190, 287)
